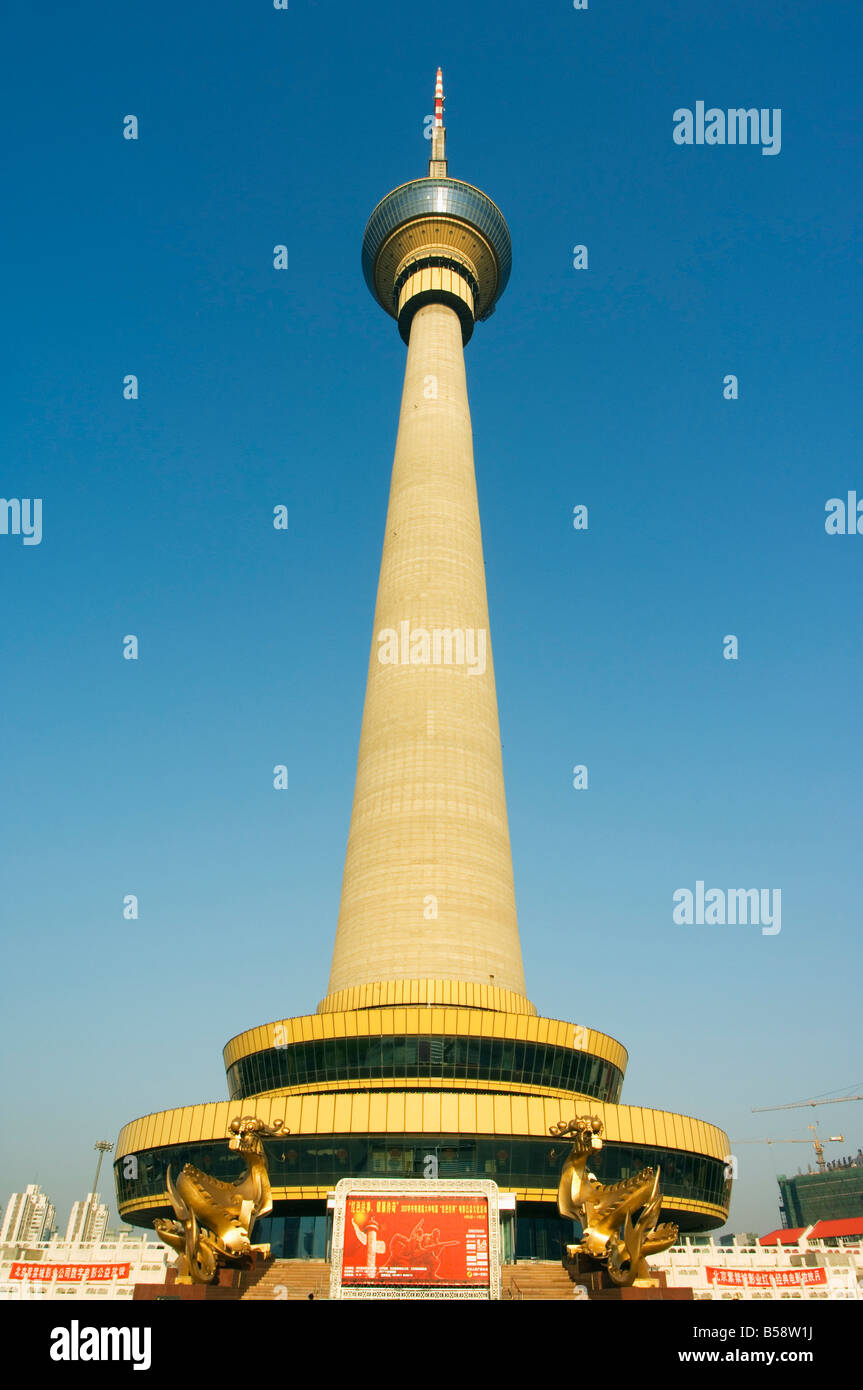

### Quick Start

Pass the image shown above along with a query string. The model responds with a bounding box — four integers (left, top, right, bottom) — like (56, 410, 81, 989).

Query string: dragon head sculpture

(227, 1115, 288, 1155)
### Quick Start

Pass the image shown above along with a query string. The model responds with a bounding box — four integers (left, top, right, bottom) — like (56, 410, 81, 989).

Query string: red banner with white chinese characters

(705, 1266, 827, 1288)
(9, 1263, 131, 1282)
(341, 1195, 489, 1285)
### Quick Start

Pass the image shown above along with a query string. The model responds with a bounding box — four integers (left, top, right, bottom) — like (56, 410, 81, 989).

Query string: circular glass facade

(115, 1135, 729, 1232)
(362, 178, 512, 313)
(226, 1035, 624, 1105)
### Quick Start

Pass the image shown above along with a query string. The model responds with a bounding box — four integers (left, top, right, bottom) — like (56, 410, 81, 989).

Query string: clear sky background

(2, 0, 861, 1238)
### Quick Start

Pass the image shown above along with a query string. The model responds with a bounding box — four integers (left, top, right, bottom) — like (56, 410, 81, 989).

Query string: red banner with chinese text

(341, 1195, 489, 1285)
(705, 1266, 827, 1288)
(9, 1263, 131, 1282)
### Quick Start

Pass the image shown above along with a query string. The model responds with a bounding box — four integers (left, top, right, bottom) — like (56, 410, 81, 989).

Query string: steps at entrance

(502, 1263, 577, 1301)
(240, 1259, 331, 1301)
(239, 1259, 576, 1301)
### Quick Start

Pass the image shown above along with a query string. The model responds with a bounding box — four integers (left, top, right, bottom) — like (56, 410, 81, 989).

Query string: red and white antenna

(428, 67, 447, 175)
(434, 67, 444, 127)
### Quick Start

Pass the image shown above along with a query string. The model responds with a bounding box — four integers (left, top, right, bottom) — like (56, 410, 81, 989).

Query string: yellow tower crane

(735, 1125, 845, 1173)
(747, 1089, 862, 1172)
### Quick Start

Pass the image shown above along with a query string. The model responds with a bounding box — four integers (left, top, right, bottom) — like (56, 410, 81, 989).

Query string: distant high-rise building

(65, 1193, 109, 1243)
(0, 1184, 56, 1243)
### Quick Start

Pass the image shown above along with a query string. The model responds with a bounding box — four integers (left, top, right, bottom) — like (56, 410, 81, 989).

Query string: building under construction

(779, 1159, 863, 1227)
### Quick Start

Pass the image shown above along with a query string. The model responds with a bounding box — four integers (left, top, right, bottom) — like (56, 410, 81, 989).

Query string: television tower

(324, 67, 525, 1010)
(114, 74, 731, 1259)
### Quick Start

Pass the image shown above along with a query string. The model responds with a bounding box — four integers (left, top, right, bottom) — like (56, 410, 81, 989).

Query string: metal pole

(84, 1142, 113, 1242)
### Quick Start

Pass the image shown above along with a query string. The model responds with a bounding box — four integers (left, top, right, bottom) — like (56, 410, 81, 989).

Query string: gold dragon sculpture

(153, 1115, 288, 1284)
(551, 1115, 678, 1287)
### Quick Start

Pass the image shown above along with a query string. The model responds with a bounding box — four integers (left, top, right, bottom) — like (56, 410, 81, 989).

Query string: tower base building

(116, 993, 729, 1260)
(115, 73, 730, 1261)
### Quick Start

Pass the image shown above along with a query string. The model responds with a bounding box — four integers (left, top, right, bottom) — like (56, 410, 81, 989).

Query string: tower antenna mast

(429, 66, 447, 176)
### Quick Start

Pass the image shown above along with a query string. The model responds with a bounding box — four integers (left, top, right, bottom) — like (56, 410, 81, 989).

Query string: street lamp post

(83, 1141, 114, 1242)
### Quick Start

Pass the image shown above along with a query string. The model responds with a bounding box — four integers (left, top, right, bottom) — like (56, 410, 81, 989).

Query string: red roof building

(806, 1218, 863, 1240)
(760, 1218, 863, 1245)
(760, 1228, 807, 1245)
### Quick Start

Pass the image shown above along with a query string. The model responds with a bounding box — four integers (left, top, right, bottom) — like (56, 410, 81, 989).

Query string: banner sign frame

(329, 1178, 500, 1300)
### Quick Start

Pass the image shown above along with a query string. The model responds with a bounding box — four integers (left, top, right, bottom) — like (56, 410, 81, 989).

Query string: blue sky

(1, 0, 861, 1237)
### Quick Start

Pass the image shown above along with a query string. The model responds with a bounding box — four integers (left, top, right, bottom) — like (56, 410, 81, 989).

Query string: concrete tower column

(324, 298, 527, 1002)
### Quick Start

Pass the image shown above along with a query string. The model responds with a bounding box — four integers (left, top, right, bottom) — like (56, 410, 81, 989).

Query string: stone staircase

(236, 1258, 579, 1301)
(240, 1259, 331, 1301)
(501, 1262, 578, 1300)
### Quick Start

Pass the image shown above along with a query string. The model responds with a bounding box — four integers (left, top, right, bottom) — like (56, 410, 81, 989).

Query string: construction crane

(735, 1125, 844, 1173)
(752, 1089, 863, 1114)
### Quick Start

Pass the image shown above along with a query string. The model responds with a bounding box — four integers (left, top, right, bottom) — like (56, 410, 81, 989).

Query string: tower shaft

(324, 301, 528, 1005)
